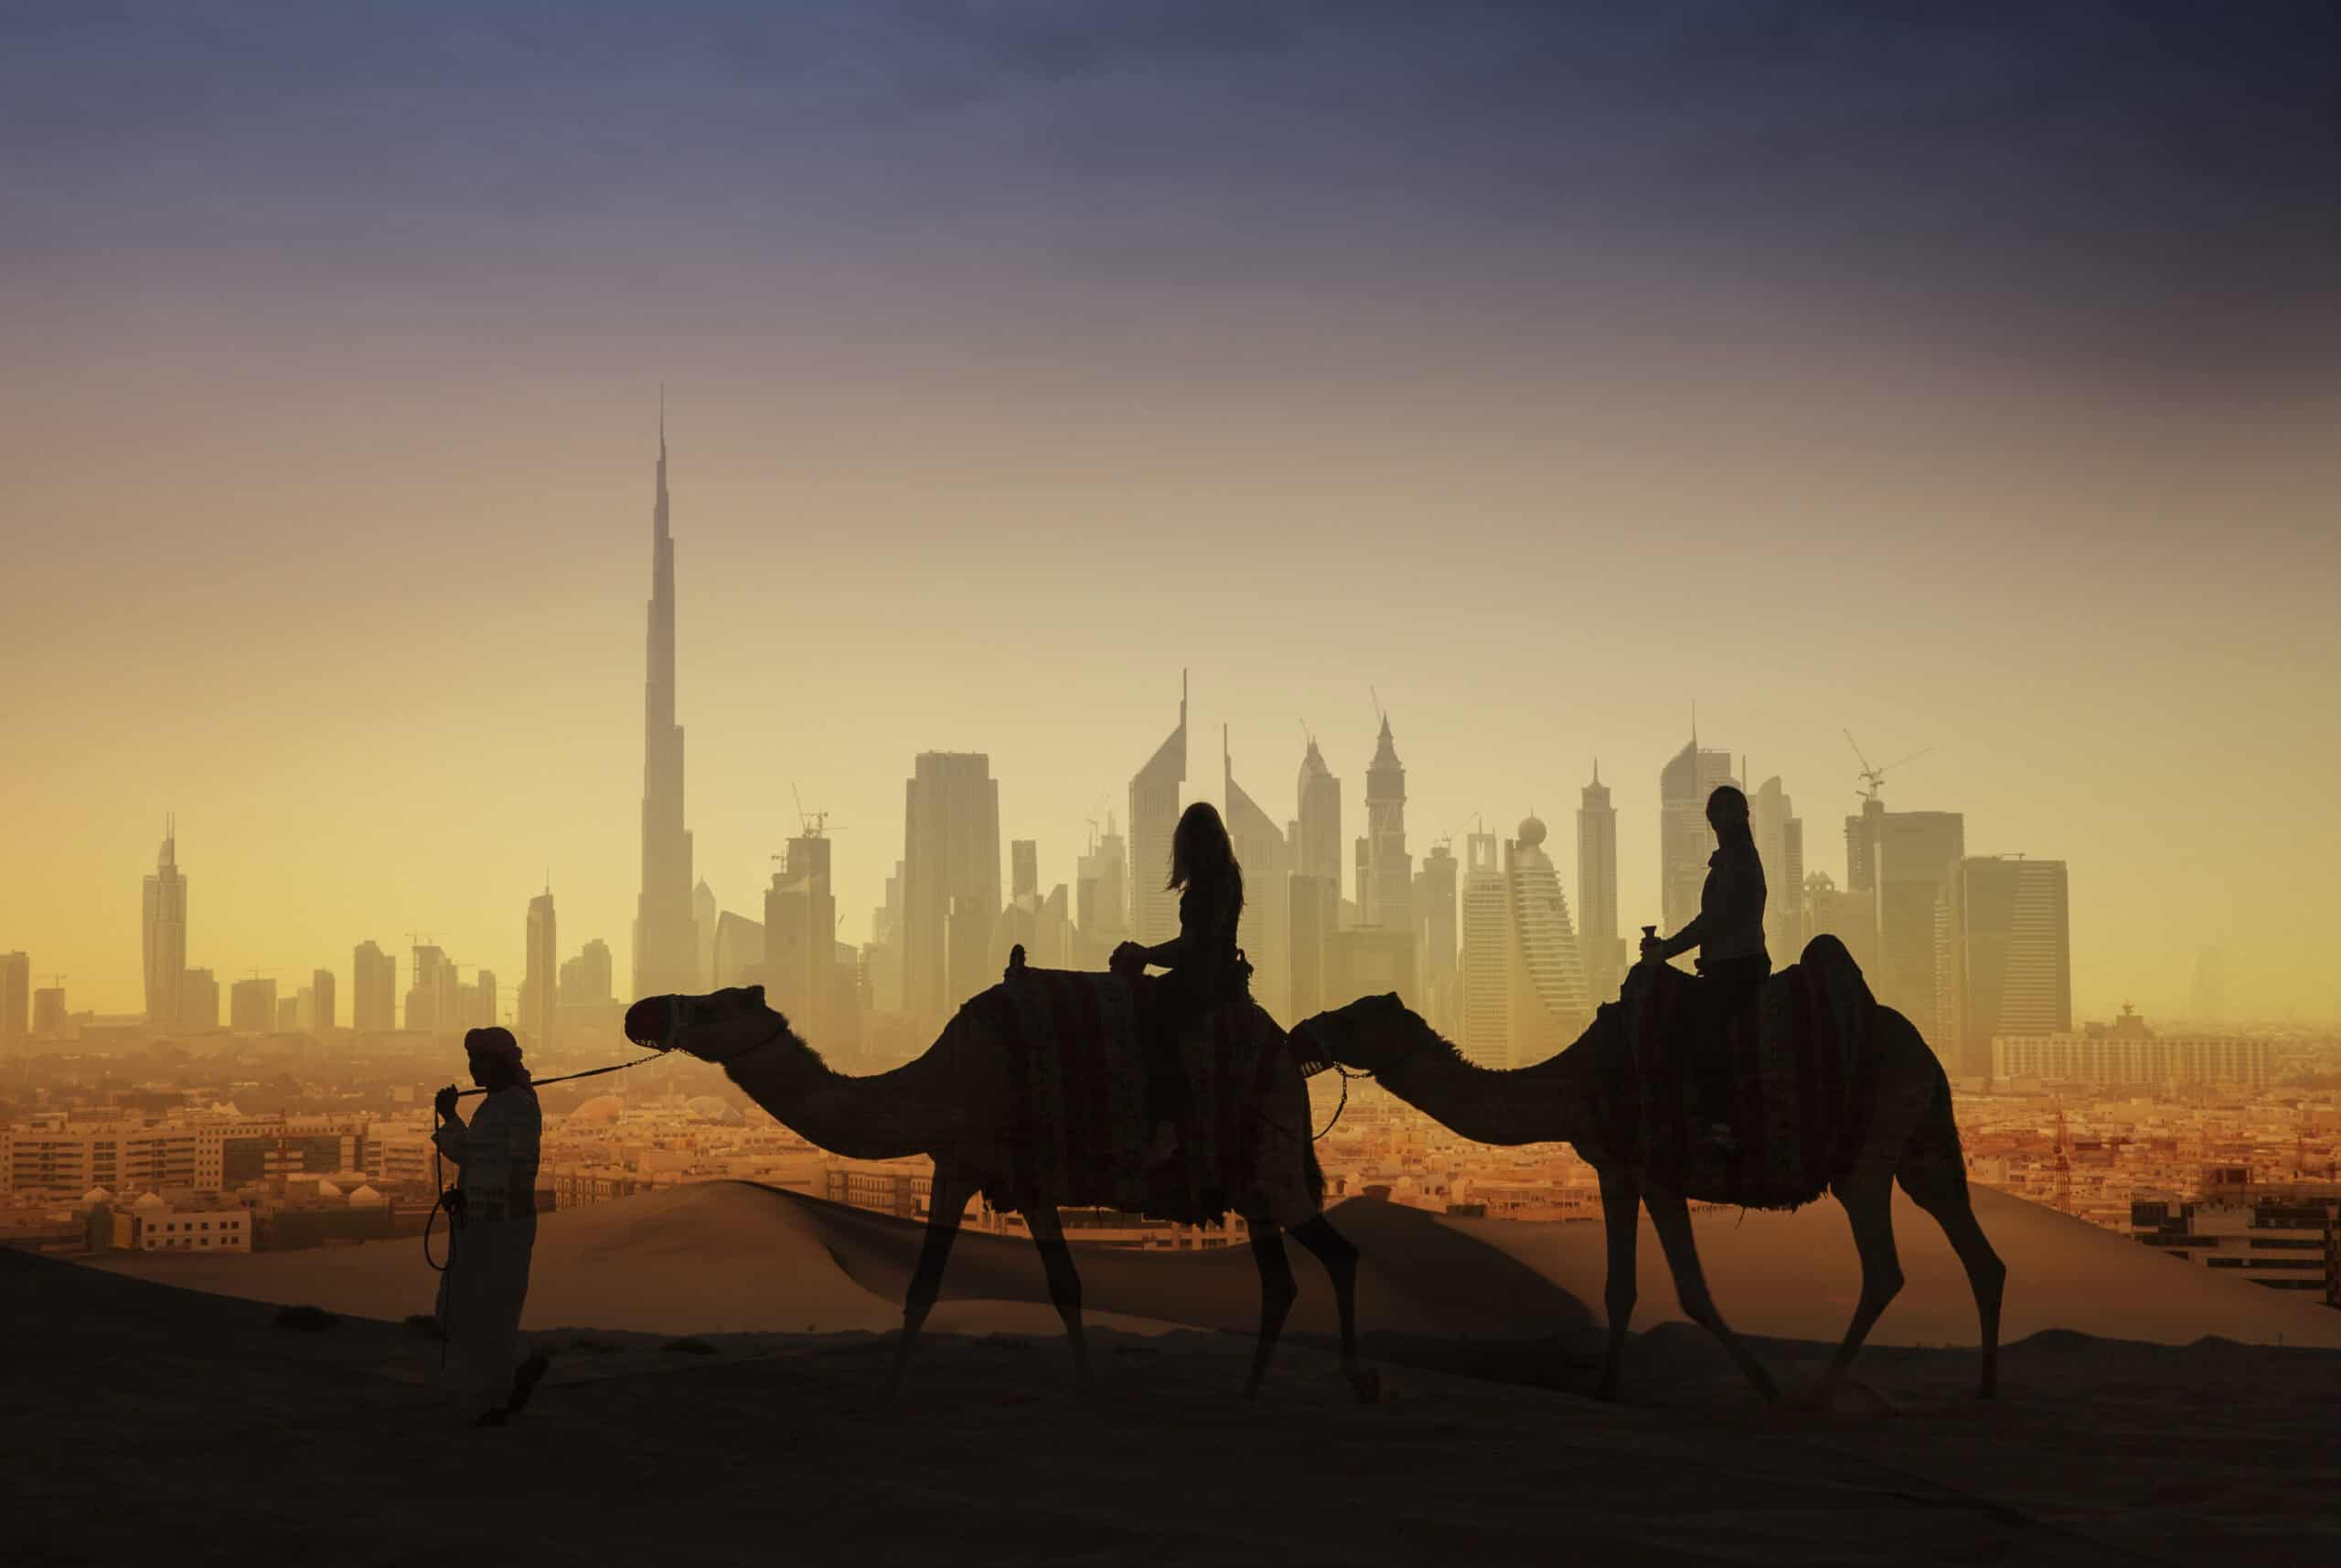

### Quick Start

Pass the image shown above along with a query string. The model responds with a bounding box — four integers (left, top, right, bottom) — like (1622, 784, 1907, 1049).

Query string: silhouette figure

(432, 1026, 551, 1426)
(1290, 938, 2005, 1407)
(1113, 801, 1245, 1168)
(1641, 784, 1768, 1156)
(625, 979, 1378, 1405)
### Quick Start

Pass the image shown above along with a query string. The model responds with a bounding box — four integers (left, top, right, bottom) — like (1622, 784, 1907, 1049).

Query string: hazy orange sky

(5, 4, 2336, 1024)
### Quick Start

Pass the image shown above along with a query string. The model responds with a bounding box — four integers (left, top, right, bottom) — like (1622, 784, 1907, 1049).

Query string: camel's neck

(1372, 1024, 1597, 1150)
(721, 1010, 956, 1161)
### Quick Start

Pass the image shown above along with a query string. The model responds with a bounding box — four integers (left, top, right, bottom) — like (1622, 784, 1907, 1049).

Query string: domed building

(685, 1095, 742, 1125)
(571, 1094, 625, 1124)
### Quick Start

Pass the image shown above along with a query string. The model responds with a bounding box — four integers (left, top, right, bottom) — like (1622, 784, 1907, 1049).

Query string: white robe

(433, 1085, 540, 1409)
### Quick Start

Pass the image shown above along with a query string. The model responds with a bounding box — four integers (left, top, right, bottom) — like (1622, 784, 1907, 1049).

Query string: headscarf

(464, 1026, 531, 1087)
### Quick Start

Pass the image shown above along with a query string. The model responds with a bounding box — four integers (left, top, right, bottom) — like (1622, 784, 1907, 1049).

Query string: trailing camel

(625, 977, 1379, 1403)
(1288, 937, 2004, 1405)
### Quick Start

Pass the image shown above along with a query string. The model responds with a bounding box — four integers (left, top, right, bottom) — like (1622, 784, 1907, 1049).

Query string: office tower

(712, 911, 765, 989)
(1359, 715, 1414, 976)
(472, 969, 498, 1030)
(1224, 728, 1291, 1019)
(522, 891, 558, 1048)
(406, 944, 454, 1032)
(633, 394, 699, 1002)
(141, 816, 187, 1029)
(903, 752, 1001, 1022)
(1659, 733, 1737, 936)
(277, 995, 301, 1031)
(1802, 872, 1876, 975)
(1576, 763, 1621, 1008)
(2191, 947, 2226, 1024)
(1458, 833, 1510, 1068)
(1075, 817, 1128, 949)
(352, 941, 397, 1032)
(294, 987, 315, 1030)
(1748, 774, 1806, 963)
(865, 864, 906, 1013)
(1286, 873, 1335, 1019)
(1504, 816, 1592, 1062)
(1961, 856, 2070, 1079)
(1, 952, 28, 1049)
(1010, 840, 1039, 903)
(561, 938, 615, 1006)
(765, 827, 837, 1039)
(1844, 796, 1886, 893)
(1872, 811, 1965, 1064)
(230, 977, 276, 1035)
(310, 968, 336, 1032)
(1413, 841, 1460, 1032)
(693, 878, 718, 989)
(1295, 735, 1343, 903)
(180, 968, 219, 1032)
(1128, 673, 1187, 944)
(32, 986, 67, 1037)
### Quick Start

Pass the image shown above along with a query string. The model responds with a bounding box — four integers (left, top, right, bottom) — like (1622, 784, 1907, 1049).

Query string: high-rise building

(180, 967, 219, 1032)
(352, 941, 397, 1032)
(230, 977, 276, 1035)
(903, 752, 1001, 1022)
(1412, 841, 1460, 1033)
(1010, 840, 1039, 902)
(1295, 736, 1343, 903)
(693, 878, 718, 990)
(1748, 774, 1806, 964)
(1961, 856, 2069, 1079)
(277, 995, 301, 1031)
(1128, 674, 1188, 944)
(633, 395, 699, 1002)
(1844, 796, 1886, 893)
(471, 969, 498, 1031)
(1457, 833, 1510, 1068)
(561, 938, 615, 1006)
(1576, 764, 1621, 1008)
(1504, 816, 1592, 1061)
(1286, 872, 1336, 1019)
(309, 968, 336, 1033)
(0, 953, 28, 1050)
(523, 891, 558, 1049)
(1660, 734, 1737, 937)
(711, 911, 765, 989)
(1075, 820, 1127, 941)
(1872, 810, 1965, 1065)
(32, 986, 67, 1038)
(1223, 728, 1291, 1019)
(765, 828, 838, 1040)
(1358, 715, 1414, 986)
(406, 944, 455, 1034)
(141, 816, 187, 1029)
(1802, 873, 1876, 976)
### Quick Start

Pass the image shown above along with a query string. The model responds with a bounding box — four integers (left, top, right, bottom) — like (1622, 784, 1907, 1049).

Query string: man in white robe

(433, 1027, 548, 1425)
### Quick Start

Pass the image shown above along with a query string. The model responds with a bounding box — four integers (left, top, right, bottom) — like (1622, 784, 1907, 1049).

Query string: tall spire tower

(142, 814, 187, 1028)
(634, 389, 698, 999)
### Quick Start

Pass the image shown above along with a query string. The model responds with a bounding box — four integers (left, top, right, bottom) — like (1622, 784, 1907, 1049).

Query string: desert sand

(9, 1183, 2336, 1564)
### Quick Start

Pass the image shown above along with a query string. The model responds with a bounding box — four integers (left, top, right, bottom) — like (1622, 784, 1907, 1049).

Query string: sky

(4, 1, 2337, 1024)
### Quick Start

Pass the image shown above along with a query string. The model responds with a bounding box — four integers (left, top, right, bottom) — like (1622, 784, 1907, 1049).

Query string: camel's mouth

(623, 995, 677, 1049)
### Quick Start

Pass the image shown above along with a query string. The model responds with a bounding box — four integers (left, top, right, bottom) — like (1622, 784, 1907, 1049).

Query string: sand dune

(90, 1180, 2341, 1355)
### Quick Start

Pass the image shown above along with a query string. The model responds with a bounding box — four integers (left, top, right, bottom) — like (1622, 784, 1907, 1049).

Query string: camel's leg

(1899, 1120, 2004, 1398)
(1644, 1188, 1779, 1402)
(1820, 1169, 1903, 1388)
(1242, 1225, 1299, 1398)
(1595, 1168, 1639, 1402)
(1290, 1215, 1380, 1402)
(883, 1170, 970, 1402)
(1023, 1200, 1095, 1399)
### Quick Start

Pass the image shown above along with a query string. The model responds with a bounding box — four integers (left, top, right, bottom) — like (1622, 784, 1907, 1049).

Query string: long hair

(1169, 800, 1243, 905)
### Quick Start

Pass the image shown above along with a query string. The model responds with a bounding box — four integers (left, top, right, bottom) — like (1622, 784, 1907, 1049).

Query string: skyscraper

(230, 977, 276, 1035)
(407, 944, 455, 1033)
(141, 816, 187, 1029)
(1076, 817, 1128, 948)
(523, 891, 558, 1049)
(310, 968, 336, 1032)
(693, 878, 718, 991)
(766, 827, 838, 1040)
(1128, 674, 1187, 944)
(1413, 841, 1460, 1032)
(1360, 715, 1413, 957)
(1504, 816, 1593, 1061)
(903, 752, 1000, 1022)
(1873, 810, 1965, 1064)
(633, 394, 698, 1003)
(1457, 832, 1510, 1068)
(1659, 733, 1737, 937)
(1748, 774, 1806, 963)
(561, 939, 615, 1006)
(1961, 856, 2069, 1079)
(1010, 840, 1039, 902)
(1576, 764, 1621, 1008)
(1, 952, 29, 1050)
(1295, 735, 1343, 899)
(1223, 728, 1291, 1019)
(352, 941, 397, 1032)
(181, 968, 219, 1032)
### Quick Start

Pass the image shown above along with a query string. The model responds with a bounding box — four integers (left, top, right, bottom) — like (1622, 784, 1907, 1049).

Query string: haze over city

(6, 3, 2337, 1025)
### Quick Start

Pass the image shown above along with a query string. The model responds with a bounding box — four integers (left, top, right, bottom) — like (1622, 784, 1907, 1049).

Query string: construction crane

(791, 785, 842, 840)
(1844, 730, 1934, 805)
(1434, 811, 1481, 852)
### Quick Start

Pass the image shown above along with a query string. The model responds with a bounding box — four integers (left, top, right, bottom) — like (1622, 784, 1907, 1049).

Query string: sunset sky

(5, 3, 2336, 1024)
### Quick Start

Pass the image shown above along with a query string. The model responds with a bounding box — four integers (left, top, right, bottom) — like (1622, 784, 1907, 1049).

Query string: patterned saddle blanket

(983, 965, 1284, 1222)
(1616, 936, 1882, 1209)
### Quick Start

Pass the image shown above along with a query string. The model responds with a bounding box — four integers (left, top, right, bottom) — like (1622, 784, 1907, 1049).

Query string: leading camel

(625, 981, 1379, 1403)
(1288, 945, 2004, 1406)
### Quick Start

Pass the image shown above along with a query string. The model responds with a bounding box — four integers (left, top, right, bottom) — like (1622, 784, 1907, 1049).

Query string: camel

(624, 981, 1380, 1403)
(1288, 946, 2005, 1407)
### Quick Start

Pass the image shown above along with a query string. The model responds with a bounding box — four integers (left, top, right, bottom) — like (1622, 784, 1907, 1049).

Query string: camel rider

(433, 1026, 550, 1427)
(1115, 801, 1246, 1168)
(1641, 784, 1769, 1156)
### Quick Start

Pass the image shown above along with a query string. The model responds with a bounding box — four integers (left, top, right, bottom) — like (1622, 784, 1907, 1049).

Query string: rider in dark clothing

(1641, 784, 1769, 1155)
(1116, 801, 1245, 1167)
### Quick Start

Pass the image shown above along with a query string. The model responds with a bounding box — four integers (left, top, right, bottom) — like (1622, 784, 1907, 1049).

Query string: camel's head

(625, 986, 783, 1063)
(1289, 992, 1428, 1077)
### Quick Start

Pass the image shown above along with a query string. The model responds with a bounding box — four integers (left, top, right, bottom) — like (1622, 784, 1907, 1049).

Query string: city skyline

(5, 5, 2336, 1025)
